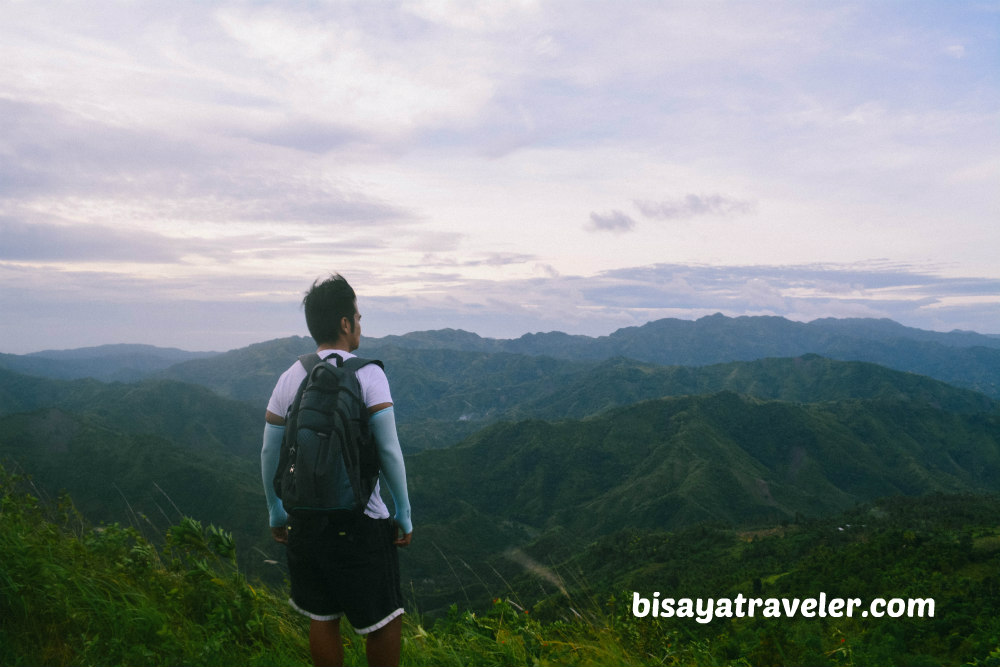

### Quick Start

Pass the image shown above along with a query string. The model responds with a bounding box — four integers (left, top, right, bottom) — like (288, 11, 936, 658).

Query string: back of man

(260, 274, 412, 667)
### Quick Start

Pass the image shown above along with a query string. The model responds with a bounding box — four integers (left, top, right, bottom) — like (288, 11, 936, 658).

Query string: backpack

(273, 352, 383, 516)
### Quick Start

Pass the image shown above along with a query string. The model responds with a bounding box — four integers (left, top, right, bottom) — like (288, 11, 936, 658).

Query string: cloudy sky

(1, 1, 998, 353)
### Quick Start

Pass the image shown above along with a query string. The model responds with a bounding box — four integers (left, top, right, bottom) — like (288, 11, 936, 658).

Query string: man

(260, 274, 413, 667)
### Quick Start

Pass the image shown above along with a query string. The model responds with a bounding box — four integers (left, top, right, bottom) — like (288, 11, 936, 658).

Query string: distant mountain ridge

(4, 315, 999, 398)
(150, 340, 1000, 451)
(26, 343, 219, 360)
(0, 344, 217, 382)
(156, 314, 1000, 401)
(368, 315, 1000, 397)
(377, 314, 1000, 354)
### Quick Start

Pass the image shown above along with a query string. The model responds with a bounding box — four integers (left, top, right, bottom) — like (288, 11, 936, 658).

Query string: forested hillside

(4, 464, 1000, 666)
(2, 315, 1000, 665)
(402, 391, 1000, 612)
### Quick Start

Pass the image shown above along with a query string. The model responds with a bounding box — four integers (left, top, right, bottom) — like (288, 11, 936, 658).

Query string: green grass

(0, 465, 672, 666)
(0, 466, 307, 666)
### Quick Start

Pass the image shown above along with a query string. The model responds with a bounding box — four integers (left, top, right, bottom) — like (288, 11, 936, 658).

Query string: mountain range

(1, 314, 999, 608)
(0, 344, 217, 382)
(4, 314, 1000, 398)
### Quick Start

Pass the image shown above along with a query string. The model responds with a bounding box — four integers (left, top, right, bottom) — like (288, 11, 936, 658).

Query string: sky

(1, 1, 998, 354)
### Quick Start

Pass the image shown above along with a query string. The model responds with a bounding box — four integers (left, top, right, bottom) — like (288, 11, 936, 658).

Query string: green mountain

(378, 314, 1000, 356)
(0, 368, 260, 458)
(521, 354, 997, 421)
(6, 315, 1000, 399)
(150, 336, 315, 405)
(147, 315, 1000, 403)
(0, 371, 275, 581)
(159, 343, 996, 450)
(373, 314, 1000, 399)
(402, 392, 1000, 611)
(412, 392, 1000, 535)
(3, 347, 1000, 616)
(0, 407, 266, 544)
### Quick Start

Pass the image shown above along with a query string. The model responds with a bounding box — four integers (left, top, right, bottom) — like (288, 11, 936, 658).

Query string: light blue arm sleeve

(261, 423, 289, 528)
(370, 407, 412, 534)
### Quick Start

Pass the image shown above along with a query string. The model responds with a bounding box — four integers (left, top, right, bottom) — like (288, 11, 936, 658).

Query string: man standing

(261, 274, 413, 667)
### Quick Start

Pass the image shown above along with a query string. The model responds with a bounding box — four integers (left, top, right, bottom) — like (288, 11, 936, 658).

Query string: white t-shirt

(267, 349, 394, 519)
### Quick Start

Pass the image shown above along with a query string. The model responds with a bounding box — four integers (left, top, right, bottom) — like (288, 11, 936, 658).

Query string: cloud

(0, 2, 996, 352)
(943, 44, 966, 59)
(586, 210, 636, 233)
(411, 252, 536, 269)
(240, 117, 371, 154)
(587, 263, 1000, 327)
(369, 260, 1000, 340)
(0, 217, 190, 263)
(634, 195, 757, 220)
(0, 98, 411, 227)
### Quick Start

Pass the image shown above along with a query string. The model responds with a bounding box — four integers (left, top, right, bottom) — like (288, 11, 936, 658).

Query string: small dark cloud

(410, 252, 536, 269)
(634, 194, 756, 220)
(474, 253, 536, 267)
(586, 210, 636, 233)
(241, 118, 371, 154)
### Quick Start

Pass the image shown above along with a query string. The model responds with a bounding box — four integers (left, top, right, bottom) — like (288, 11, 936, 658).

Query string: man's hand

(271, 525, 289, 544)
(394, 525, 412, 547)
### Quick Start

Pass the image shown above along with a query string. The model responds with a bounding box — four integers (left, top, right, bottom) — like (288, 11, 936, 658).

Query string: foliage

(0, 465, 307, 666)
(401, 390, 1000, 610)
(516, 493, 1000, 667)
(4, 464, 1000, 666)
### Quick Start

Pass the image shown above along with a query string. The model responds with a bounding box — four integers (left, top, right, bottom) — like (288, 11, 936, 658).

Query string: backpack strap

(298, 353, 323, 372)
(342, 357, 384, 372)
(300, 353, 383, 373)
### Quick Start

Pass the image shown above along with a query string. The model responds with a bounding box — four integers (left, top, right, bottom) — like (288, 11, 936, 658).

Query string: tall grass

(0, 465, 309, 666)
(0, 463, 692, 666)
(13, 463, 994, 666)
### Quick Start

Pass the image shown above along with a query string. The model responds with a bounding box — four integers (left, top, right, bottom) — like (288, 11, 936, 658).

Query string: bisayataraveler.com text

(632, 592, 935, 624)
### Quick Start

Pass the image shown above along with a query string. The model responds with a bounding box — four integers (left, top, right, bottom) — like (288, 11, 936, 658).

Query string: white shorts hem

(287, 599, 404, 634)
(355, 608, 404, 635)
(288, 598, 343, 622)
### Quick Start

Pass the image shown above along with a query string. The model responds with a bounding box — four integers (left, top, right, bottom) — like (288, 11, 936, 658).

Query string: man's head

(302, 274, 360, 349)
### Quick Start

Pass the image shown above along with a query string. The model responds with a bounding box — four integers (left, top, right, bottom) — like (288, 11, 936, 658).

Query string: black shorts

(286, 514, 404, 634)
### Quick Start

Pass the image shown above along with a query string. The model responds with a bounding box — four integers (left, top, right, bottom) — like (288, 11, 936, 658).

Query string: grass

(1, 464, 674, 667)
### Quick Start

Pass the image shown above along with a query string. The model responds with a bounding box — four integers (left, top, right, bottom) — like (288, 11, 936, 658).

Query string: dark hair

(302, 274, 357, 345)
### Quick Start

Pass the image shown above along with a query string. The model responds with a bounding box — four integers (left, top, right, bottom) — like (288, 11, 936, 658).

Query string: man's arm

(261, 415, 289, 543)
(369, 405, 413, 546)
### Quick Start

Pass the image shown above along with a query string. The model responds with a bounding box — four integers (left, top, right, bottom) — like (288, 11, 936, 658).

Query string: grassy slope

(4, 466, 1000, 666)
